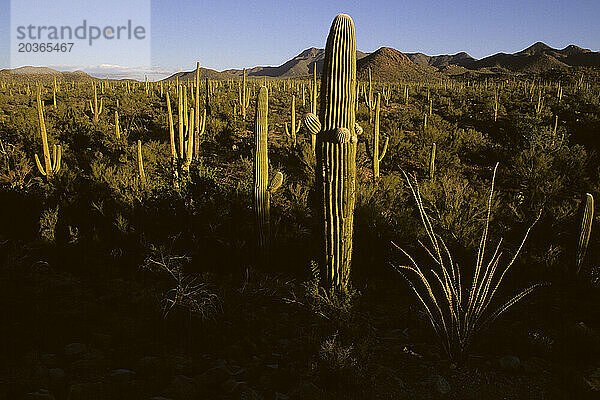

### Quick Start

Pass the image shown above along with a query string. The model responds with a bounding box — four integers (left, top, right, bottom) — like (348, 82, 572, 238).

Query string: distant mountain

(468, 42, 600, 72)
(406, 52, 475, 68)
(165, 48, 369, 81)
(0, 66, 94, 81)
(163, 67, 237, 82)
(357, 47, 441, 81)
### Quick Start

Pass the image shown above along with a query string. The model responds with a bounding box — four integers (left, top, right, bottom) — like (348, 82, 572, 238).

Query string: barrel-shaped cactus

(304, 14, 358, 290)
(254, 86, 270, 261)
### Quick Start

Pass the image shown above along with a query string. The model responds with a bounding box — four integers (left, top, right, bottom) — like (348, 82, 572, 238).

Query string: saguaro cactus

(429, 142, 436, 179)
(364, 67, 376, 123)
(115, 110, 121, 139)
(137, 140, 146, 187)
(303, 14, 359, 290)
(254, 86, 270, 261)
(576, 193, 594, 275)
(285, 95, 301, 146)
(89, 83, 103, 123)
(34, 86, 61, 179)
(366, 93, 388, 180)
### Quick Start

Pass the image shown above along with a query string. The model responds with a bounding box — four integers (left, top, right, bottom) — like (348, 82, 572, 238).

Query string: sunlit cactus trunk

(254, 86, 270, 263)
(576, 193, 594, 275)
(309, 14, 358, 290)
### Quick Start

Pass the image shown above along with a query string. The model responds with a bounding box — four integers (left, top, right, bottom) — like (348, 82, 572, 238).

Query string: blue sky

(1, 0, 599, 80)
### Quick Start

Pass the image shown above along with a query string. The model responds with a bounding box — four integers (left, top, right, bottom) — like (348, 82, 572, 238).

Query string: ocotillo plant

(137, 140, 146, 187)
(34, 86, 61, 179)
(89, 83, 103, 123)
(366, 93, 388, 181)
(303, 13, 359, 290)
(429, 142, 436, 179)
(254, 86, 270, 262)
(576, 193, 594, 275)
(285, 94, 301, 146)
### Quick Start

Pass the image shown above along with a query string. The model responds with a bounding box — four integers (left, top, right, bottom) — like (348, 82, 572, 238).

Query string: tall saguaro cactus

(34, 86, 61, 179)
(576, 193, 594, 275)
(254, 86, 270, 261)
(303, 14, 359, 290)
(89, 83, 103, 123)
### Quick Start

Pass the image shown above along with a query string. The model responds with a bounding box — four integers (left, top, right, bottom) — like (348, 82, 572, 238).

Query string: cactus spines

(315, 13, 357, 290)
(268, 171, 284, 194)
(576, 193, 594, 275)
(254, 86, 270, 261)
(34, 86, 61, 179)
(366, 93, 388, 180)
(429, 142, 436, 180)
(137, 140, 146, 187)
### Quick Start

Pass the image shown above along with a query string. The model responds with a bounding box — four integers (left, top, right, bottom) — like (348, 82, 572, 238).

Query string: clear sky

(0, 0, 599, 80)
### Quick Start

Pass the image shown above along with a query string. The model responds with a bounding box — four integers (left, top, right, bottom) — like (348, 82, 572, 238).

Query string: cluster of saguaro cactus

(382, 85, 391, 106)
(34, 86, 61, 179)
(365, 93, 388, 181)
(89, 83, 103, 123)
(303, 13, 359, 290)
(576, 193, 594, 275)
(285, 94, 301, 146)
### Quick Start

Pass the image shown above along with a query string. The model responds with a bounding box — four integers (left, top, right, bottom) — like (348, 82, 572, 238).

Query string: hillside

(406, 52, 475, 68)
(0, 66, 95, 81)
(357, 47, 441, 81)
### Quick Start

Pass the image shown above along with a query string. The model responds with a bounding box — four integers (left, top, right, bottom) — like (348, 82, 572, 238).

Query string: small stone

(275, 392, 290, 400)
(499, 355, 521, 371)
(428, 374, 450, 395)
(109, 369, 136, 383)
(68, 383, 105, 400)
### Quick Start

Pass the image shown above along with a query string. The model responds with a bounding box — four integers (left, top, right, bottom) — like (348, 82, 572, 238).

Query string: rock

(108, 369, 136, 383)
(171, 375, 197, 400)
(275, 392, 290, 400)
(428, 374, 450, 395)
(221, 378, 246, 394)
(499, 355, 521, 371)
(26, 389, 55, 400)
(64, 343, 87, 359)
(150, 397, 173, 400)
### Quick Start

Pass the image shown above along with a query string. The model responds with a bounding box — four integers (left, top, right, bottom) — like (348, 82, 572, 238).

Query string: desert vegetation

(1, 13, 600, 400)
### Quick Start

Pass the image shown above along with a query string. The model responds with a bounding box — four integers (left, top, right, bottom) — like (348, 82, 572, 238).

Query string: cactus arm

(379, 135, 389, 162)
(35, 154, 47, 176)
